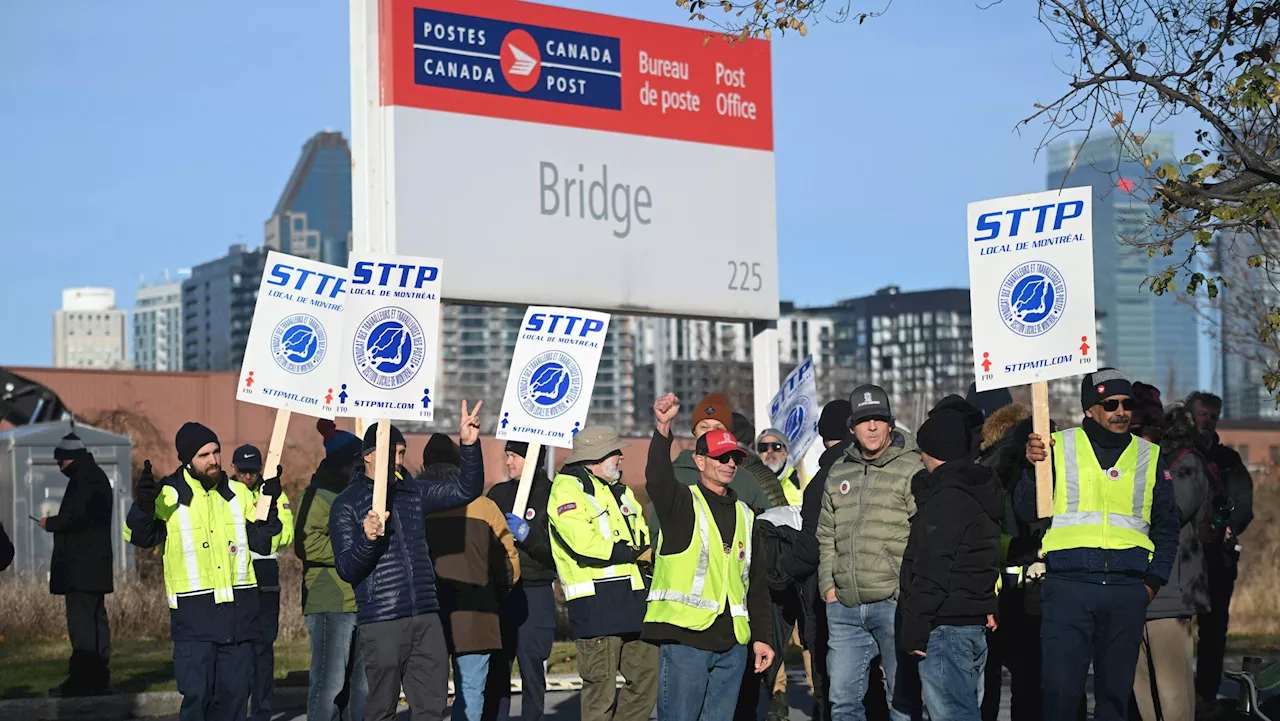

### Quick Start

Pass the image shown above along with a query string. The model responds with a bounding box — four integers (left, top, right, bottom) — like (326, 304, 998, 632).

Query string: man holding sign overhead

(330, 401, 486, 721)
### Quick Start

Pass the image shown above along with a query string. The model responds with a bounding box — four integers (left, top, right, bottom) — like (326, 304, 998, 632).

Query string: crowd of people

(20, 368, 1257, 721)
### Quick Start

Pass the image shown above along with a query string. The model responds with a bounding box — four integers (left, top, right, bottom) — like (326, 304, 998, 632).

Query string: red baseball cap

(698, 429, 744, 460)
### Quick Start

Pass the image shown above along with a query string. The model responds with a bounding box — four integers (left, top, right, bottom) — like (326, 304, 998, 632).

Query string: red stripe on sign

(382, 0, 774, 151)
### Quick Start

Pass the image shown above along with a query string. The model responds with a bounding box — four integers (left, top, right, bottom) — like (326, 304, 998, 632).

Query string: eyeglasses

(1100, 398, 1134, 412)
(709, 453, 744, 466)
(757, 442, 786, 453)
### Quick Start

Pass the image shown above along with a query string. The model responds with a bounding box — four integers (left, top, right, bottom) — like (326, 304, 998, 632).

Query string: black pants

(798, 579, 830, 717)
(250, 590, 280, 721)
(1040, 577, 1148, 721)
(763, 588, 803, 696)
(64, 591, 111, 692)
(982, 584, 1043, 721)
(486, 583, 557, 721)
(1196, 548, 1239, 701)
(360, 613, 449, 721)
(174, 640, 253, 721)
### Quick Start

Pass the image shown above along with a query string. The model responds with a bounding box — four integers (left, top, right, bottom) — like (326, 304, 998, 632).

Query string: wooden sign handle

(372, 418, 391, 516)
(1032, 381, 1054, 519)
(256, 410, 291, 521)
(510, 442, 541, 520)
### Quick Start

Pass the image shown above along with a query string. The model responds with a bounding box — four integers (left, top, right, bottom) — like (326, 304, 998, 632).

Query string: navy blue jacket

(1014, 420, 1178, 590)
(331, 441, 484, 626)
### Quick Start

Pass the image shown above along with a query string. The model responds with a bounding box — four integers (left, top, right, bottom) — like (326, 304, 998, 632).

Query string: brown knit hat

(690, 393, 733, 434)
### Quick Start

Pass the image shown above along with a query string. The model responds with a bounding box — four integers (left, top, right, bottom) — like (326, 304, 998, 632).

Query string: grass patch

(0, 638, 311, 700)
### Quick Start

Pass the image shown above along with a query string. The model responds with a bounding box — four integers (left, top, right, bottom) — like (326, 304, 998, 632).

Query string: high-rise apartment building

(132, 278, 184, 371)
(1216, 230, 1280, 419)
(264, 131, 353, 267)
(182, 244, 266, 372)
(53, 288, 129, 369)
(1047, 133, 1200, 396)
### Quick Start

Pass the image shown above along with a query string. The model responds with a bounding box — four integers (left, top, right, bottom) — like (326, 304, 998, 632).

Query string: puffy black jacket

(331, 441, 484, 626)
(898, 462, 1003, 654)
(0, 520, 13, 572)
(46, 456, 114, 595)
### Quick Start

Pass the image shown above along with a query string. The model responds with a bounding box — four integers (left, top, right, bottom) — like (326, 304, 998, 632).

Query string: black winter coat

(488, 469, 556, 587)
(898, 462, 1003, 654)
(331, 441, 484, 626)
(46, 457, 114, 594)
(0, 521, 13, 572)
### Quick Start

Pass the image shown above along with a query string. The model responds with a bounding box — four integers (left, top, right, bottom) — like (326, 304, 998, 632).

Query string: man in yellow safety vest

(125, 422, 284, 721)
(1018, 368, 1179, 721)
(642, 393, 775, 721)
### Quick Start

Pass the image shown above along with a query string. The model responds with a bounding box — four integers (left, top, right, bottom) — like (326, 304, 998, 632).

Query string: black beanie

(916, 409, 971, 463)
(54, 432, 89, 462)
(362, 423, 406, 454)
(1081, 368, 1133, 411)
(818, 400, 853, 442)
(176, 422, 219, 465)
(422, 433, 460, 468)
(929, 395, 985, 434)
(965, 382, 1014, 420)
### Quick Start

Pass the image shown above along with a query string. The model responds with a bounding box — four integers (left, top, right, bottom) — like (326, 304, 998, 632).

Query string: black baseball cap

(231, 444, 263, 472)
(848, 384, 892, 425)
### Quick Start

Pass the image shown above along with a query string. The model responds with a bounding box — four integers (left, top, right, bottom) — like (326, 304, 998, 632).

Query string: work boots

(764, 690, 790, 721)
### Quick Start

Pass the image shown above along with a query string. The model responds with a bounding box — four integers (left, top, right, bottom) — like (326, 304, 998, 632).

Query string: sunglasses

(708, 453, 745, 466)
(1100, 398, 1134, 412)
(757, 442, 786, 453)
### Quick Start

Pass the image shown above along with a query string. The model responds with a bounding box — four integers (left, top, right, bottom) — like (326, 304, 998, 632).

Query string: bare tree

(673, 0, 892, 42)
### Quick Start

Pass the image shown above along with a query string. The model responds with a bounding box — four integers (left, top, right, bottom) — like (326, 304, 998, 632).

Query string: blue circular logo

(999, 261, 1067, 337)
(353, 307, 425, 390)
(271, 314, 327, 374)
(784, 405, 807, 445)
(518, 351, 583, 419)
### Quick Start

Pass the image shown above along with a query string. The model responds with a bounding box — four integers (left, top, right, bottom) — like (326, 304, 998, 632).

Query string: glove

(261, 466, 283, 499)
(505, 513, 530, 543)
(1026, 562, 1047, 581)
(636, 547, 653, 565)
(135, 460, 160, 515)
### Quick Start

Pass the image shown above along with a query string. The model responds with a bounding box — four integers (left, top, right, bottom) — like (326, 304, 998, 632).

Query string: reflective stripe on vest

(581, 493, 620, 580)
(174, 505, 203, 598)
(228, 494, 250, 586)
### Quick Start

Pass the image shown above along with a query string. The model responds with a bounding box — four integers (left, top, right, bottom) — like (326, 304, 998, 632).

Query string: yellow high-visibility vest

(644, 486, 753, 645)
(1041, 428, 1157, 556)
(547, 471, 649, 600)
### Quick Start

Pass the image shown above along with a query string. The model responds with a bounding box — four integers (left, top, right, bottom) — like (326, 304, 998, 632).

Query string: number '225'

(727, 261, 763, 292)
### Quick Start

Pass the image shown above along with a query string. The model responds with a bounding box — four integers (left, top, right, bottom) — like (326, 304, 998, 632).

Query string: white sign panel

(968, 187, 1098, 390)
(768, 356, 819, 468)
(335, 252, 444, 422)
(236, 252, 346, 417)
(359, 0, 779, 321)
(496, 307, 611, 449)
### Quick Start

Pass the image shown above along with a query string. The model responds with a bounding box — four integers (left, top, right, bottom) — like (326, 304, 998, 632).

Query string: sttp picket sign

(768, 356, 819, 470)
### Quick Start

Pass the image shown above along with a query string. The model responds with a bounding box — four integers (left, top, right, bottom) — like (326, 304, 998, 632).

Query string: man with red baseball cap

(643, 393, 775, 721)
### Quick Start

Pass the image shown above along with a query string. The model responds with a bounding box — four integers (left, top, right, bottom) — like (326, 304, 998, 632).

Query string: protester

(796, 398, 854, 721)
(294, 430, 368, 721)
(125, 422, 283, 721)
(330, 402, 486, 721)
(42, 431, 114, 697)
(0, 519, 12, 572)
(818, 384, 922, 721)
(1019, 369, 1179, 721)
(486, 441, 557, 721)
(754, 428, 806, 719)
(1133, 404, 1211, 721)
(977, 403, 1046, 721)
(230, 444, 294, 721)
(650, 393, 775, 536)
(965, 384, 1014, 422)
(1130, 383, 1164, 444)
(1185, 391, 1254, 702)
(420, 433, 520, 721)
(899, 409, 1002, 721)
(547, 426, 657, 721)
(642, 393, 774, 721)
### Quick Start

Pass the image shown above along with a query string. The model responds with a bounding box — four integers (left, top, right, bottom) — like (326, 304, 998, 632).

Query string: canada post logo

(414, 8, 622, 110)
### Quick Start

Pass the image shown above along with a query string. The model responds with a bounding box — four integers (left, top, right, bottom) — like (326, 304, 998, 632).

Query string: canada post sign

(376, 0, 779, 321)
(415, 9, 621, 110)
(968, 187, 1097, 391)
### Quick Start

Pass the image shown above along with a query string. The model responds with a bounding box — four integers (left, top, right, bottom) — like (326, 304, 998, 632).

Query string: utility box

(0, 421, 135, 581)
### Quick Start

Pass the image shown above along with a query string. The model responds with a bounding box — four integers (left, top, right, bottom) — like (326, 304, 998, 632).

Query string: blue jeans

(305, 612, 368, 721)
(827, 598, 911, 721)
(657, 643, 748, 721)
(451, 653, 490, 721)
(919, 626, 987, 721)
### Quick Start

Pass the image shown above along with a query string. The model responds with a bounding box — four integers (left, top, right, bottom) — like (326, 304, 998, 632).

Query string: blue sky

(0, 1, 1207, 381)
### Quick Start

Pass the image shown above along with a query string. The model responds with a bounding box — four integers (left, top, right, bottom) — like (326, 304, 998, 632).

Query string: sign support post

(511, 443, 540, 520)
(1032, 382, 1054, 518)
(372, 418, 390, 515)
(256, 409, 292, 520)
